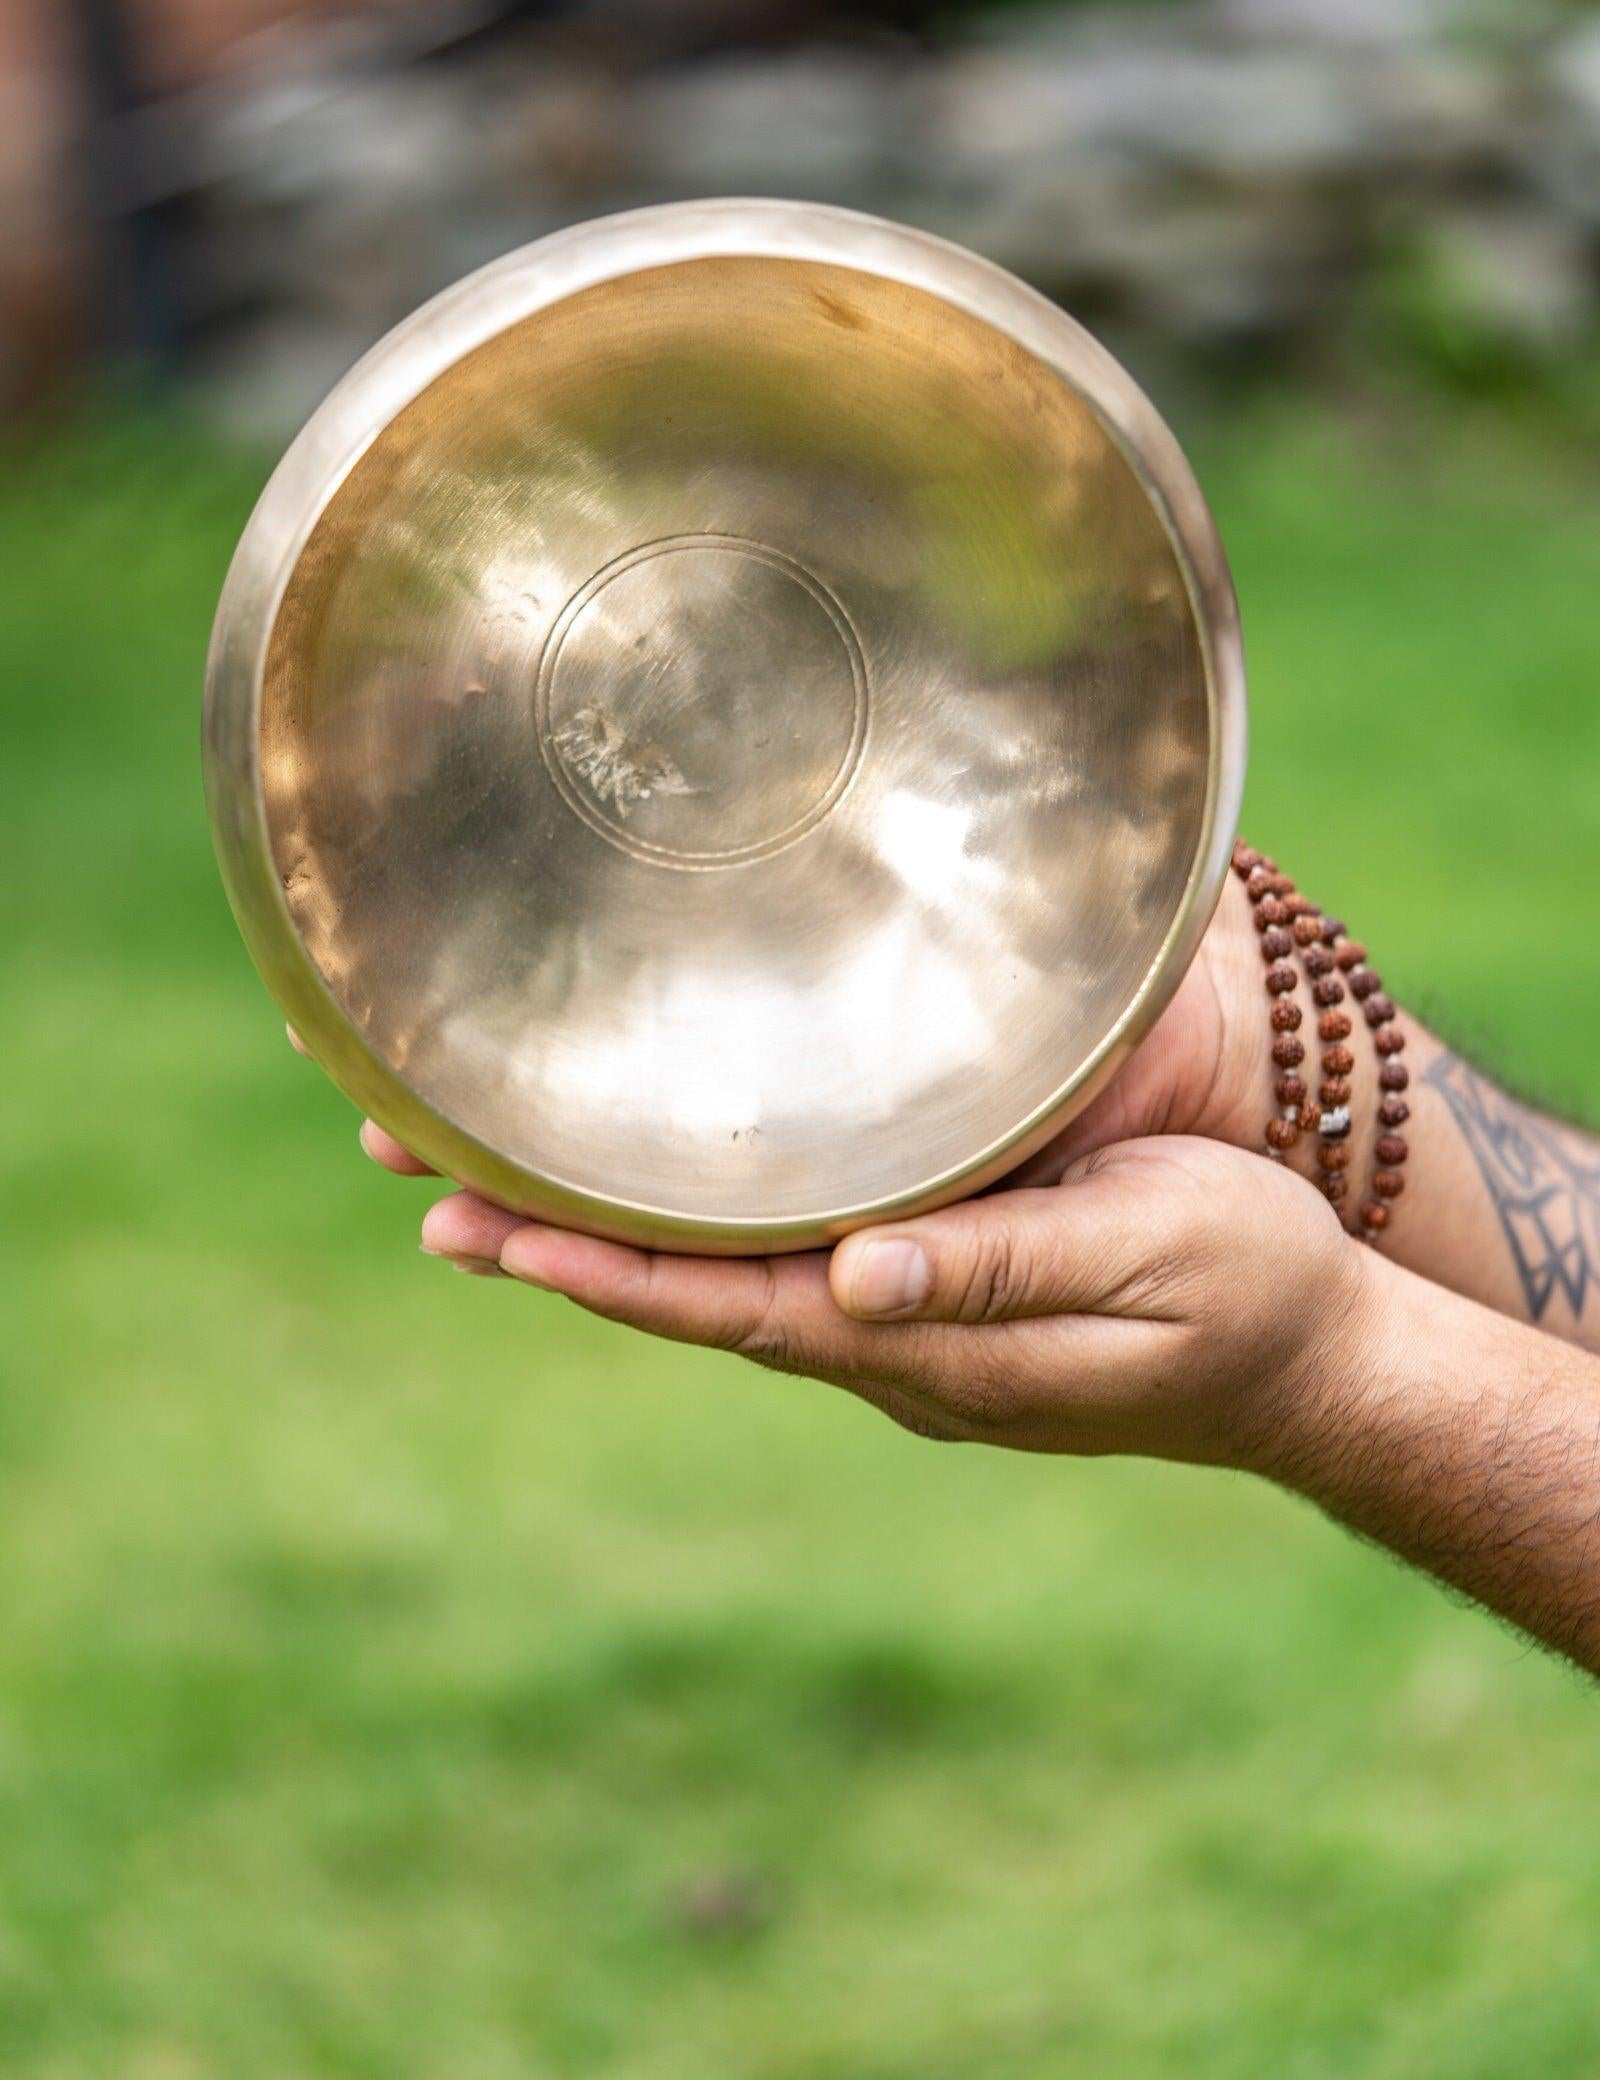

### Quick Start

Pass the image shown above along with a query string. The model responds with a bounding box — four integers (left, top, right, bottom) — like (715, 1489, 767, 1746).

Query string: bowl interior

(260, 252, 1213, 1225)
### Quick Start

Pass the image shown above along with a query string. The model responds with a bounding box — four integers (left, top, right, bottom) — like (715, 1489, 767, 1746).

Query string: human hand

(293, 850, 1382, 1468)
(415, 1135, 1366, 1469)
(1001, 871, 1282, 1186)
(308, 868, 1281, 1197)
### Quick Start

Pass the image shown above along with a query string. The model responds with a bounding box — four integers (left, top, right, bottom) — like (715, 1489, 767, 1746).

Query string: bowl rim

(203, 197, 1247, 1254)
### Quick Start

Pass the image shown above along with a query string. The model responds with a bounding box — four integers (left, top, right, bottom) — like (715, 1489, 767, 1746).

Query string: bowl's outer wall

(203, 198, 1247, 1255)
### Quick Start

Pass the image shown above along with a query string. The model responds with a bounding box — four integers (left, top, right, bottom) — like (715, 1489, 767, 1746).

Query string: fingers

(423, 1191, 970, 1435)
(288, 1024, 437, 1175)
(359, 1119, 437, 1177)
(421, 1194, 525, 1263)
(418, 1141, 1307, 1463)
(420, 1191, 954, 1392)
(425, 1192, 828, 1355)
(504, 1224, 823, 1361)
(829, 1150, 1213, 1326)
(427, 1143, 1215, 1343)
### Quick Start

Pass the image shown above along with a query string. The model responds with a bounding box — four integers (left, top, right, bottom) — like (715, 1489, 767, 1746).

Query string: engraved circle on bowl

(535, 533, 869, 867)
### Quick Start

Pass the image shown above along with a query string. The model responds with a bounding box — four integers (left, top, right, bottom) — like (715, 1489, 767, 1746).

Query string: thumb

(829, 1147, 1210, 1327)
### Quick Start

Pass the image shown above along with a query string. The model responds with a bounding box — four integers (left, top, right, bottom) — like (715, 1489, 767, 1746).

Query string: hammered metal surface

(206, 203, 1245, 1251)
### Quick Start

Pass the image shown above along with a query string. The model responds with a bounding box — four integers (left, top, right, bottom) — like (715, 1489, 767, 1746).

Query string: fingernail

(498, 1238, 555, 1291)
(419, 1244, 502, 1276)
(851, 1238, 929, 1317)
(504, 1264, 554, 1291)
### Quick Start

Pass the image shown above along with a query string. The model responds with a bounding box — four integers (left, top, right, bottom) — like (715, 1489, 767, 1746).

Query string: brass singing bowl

(205, 200, 1246, 1254)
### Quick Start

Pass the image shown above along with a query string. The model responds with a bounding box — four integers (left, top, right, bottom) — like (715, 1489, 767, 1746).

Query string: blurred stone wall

(10, 0, 1600, 430)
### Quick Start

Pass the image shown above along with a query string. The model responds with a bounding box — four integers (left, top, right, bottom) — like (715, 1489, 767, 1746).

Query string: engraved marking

(535, 533, 869, 870)
(551, 706, 698, 819)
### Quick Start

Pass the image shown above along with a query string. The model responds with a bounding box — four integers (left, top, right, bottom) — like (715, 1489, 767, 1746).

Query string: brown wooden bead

(1271, 1001, 1303, 1033)
(1363, 994, 1396, 1026)
(1349, 969, 1381, 1000)
(1273, 1036, 1306, 1069)
(1246, 867, 1272, 901)
(1322, 1172, 1349, 1204)
(1375, 1026, 1406, 1057)
(1322, 917, 1347, 940)
(1312, 977, 1345, 1008)
(1379, 1062, 1409, 1092)
(1360, 1200, 1390, 1232)
(1334, 940, 1367, 970)
(1303, 945, 1335, 977)
(1373, 1170, 1406, 1200)
(1266, 1116, 1300, 1153)
(1277, 1073, 1308, 1106)
(1322, 1044, 1356, 1076)
(1269, 874, 1295, 896)
(1320, 1076, 1352, 1106)
(1283, 893, 1316, 919)
(1318, 1010, 1352, 1042)
(1318, 1142, 1351, 1173)
(1259, 855, 1279, 875)
(1291, 914, 1323, 945)
(1298, 1101, 1324, 1133)
(1261, 926, 1294, 960)
(1376, 1135, 1409, 1166)
(1234, 842, 1261, 874)
(1266, 964, 1298, 996)
(1255, 896, 1289, 928)
(1378, 1096, 1410, 1128)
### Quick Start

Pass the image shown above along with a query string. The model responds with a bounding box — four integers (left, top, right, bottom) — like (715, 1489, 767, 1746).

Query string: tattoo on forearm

(1426, 1052, 1600, 1325)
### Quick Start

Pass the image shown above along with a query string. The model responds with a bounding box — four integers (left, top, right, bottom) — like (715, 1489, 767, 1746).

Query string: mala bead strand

(1334, 932, 1408, 1237)
(1232, 841, 1320, 1162)
(1301, 916, 1409, 1240)
(1301, 918, 1356, 1214)
(1232, 841, 1409, 1244)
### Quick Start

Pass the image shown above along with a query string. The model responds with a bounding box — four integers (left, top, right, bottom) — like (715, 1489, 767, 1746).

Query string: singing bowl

(205, 199, 1246, 1255)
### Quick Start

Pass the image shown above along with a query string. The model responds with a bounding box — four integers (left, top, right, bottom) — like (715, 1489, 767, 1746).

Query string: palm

(314, 877, 1265, 1193)
(1004, 888, 1258, 1188)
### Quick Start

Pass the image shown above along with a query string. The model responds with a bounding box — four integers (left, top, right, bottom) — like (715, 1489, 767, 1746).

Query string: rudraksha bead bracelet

(1232, 843, 1320, 1161)
(1321, 918, 1408, 1239)
(1231, 839, 1407, 1244)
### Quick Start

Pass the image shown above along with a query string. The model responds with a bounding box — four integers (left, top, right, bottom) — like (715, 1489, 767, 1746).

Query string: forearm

(1259, 1252, 1600, 1671)
(1368, 1022, 1600, 1354)
(1210, 875, 1600, 1353)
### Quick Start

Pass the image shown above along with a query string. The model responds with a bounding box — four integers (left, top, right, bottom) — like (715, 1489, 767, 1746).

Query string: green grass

(4, 400, 1600, 2078)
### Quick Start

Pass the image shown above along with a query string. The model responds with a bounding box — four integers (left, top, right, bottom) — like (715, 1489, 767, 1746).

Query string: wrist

(1235, 1234, 1413, 1491)
(1188, 875, 1282, 1149)
(1217, 846, 1413, 1247)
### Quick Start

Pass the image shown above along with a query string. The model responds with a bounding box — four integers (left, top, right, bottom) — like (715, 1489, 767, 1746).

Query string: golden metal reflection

(205, 203, 1245, 1251)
